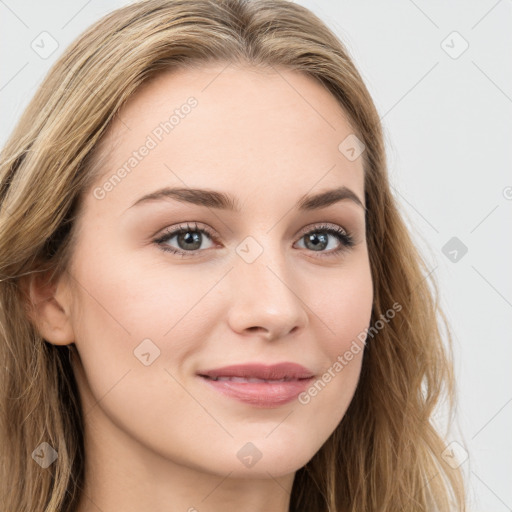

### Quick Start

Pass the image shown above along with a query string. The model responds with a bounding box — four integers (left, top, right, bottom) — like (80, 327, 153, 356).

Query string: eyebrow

(127, 185, 365, 212)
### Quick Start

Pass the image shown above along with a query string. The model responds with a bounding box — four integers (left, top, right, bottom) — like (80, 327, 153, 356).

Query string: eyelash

(153, 221, 355, 259)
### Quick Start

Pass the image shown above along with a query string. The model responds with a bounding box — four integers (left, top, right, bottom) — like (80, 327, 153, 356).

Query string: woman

(0, 0, 466, 510)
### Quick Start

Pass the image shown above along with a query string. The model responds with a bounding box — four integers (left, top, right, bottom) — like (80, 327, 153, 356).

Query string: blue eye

(154, 222, 216, 256)
(153, 221, 355, 258)
(295, 224, 355, 254)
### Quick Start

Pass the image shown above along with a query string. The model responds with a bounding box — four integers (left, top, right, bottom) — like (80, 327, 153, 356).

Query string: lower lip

(198, 376, 314, 407)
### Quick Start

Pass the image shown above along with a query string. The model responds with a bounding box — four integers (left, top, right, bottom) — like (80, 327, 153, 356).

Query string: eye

(153, 222, 355, 258)
(294, 223, 355, 257)
(153, 222, 217, 257)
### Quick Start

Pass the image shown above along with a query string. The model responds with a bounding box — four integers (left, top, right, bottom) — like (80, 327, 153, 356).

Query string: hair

(0, 0, 466, 510)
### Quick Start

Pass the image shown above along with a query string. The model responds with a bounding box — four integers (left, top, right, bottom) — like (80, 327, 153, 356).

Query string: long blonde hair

(0, 0, 466, 510)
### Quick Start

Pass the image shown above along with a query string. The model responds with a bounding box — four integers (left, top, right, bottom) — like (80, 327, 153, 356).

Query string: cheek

(70, 236, 217, 342)
(68, 244, 233, 405)
(68, 253, 223, 459)
(293, 255, 372, 434)
(309, 252, 373, 353)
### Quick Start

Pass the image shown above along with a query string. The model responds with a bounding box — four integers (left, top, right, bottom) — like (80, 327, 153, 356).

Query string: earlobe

(20, 270, 75, 346)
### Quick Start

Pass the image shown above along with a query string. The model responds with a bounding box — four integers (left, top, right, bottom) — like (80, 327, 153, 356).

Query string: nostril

(247, 326, 264, 332)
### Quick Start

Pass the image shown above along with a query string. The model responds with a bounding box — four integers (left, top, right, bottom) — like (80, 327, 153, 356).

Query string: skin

(28, 63, 373, 512)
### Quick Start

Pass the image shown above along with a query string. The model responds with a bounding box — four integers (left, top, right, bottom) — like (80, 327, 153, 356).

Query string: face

(61, 63, 373, 479)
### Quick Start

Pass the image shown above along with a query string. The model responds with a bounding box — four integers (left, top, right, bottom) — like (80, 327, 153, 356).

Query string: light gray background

(1, 1, 511, 510)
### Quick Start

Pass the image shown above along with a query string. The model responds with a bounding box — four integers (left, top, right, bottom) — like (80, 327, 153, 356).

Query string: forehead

(86, 63, 365, 216)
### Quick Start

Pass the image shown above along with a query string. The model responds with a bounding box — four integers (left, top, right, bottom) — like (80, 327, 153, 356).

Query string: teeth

(209, 376, 288, 383)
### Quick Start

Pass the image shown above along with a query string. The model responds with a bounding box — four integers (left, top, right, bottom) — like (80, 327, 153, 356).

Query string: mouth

(200, 375, 309, 383)
(197, 362, 315, 381)
(196, 362, 315, 407)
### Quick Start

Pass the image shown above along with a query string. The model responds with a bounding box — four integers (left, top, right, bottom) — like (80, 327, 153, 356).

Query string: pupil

(179, 231, 201, 250)
(306, 233, 327, 251)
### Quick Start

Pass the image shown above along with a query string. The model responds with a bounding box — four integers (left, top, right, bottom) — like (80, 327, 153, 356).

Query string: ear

(20, 269, 75, 345)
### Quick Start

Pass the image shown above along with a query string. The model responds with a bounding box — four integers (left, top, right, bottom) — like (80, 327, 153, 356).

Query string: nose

(226, 244, 309, 342)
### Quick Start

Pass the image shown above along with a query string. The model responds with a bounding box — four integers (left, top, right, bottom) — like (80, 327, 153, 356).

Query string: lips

(197, 362, 315, 381)
(197, 363, 315, 407)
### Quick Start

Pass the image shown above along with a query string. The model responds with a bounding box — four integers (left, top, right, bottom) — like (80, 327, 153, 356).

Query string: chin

(221, 435, 319, 478)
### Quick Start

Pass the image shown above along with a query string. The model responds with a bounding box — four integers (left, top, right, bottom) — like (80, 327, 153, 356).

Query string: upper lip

(197, 362, 315, 380)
